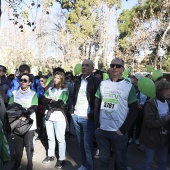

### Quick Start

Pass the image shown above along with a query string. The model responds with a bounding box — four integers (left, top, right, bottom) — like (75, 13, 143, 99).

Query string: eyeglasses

(110, 64, 123, 68)
(82, 64, 89, 67)
(20, 79, 28, 83)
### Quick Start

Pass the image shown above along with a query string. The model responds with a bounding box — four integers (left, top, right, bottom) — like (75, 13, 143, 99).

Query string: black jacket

(70, 74, 101, 119)
(6, 103, 35, 135)
(0, 75, 10, 93)
(41, 97, 69, 131)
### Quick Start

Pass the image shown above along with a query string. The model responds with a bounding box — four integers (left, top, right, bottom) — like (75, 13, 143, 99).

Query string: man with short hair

(94, 58, 138, 170)
(7, 64, 44, 98)
(71, 59, 101, 170)
(0, 65, 10, 93)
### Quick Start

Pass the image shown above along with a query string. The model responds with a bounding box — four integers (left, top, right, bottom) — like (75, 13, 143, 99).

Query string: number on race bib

(104, 102, 114, 109)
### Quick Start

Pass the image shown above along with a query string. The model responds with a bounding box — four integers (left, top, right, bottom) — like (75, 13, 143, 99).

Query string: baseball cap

(134, 72, 143, 80)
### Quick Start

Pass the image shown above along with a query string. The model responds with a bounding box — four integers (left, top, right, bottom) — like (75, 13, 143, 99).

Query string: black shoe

(55, 160, 65, 169)
(26, 163, 33, 170)
(42, 156, 55, 164)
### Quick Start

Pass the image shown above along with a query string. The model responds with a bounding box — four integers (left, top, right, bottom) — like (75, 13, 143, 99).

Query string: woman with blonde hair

(41, 70, 68, 169)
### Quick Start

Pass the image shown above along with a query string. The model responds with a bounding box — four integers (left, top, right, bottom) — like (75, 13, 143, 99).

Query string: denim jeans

(72, 114, 95, 170)
(144, 145, 169, 170)
(95, 128, 128, 170)
(46, 120, 66, 160)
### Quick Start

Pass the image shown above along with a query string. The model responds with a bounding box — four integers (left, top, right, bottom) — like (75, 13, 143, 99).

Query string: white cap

(134, 72, 143, 80)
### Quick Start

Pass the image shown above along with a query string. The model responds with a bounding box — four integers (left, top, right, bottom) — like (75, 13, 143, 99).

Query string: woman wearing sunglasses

(9, 73, 38, 170)
(41, 71, 68, 169)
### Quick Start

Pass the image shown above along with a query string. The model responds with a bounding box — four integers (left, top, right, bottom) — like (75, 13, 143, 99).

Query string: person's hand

(138, 104, 143, 109)
(165, 114, 170, 122)
(71, 113, 74, 116)
(116, 129, 123, 136)
(50, 99, 56, 103)
(19, 116, 27, 121)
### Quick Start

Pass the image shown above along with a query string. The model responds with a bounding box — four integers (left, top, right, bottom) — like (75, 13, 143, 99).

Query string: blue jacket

(7, 74, 44, 98)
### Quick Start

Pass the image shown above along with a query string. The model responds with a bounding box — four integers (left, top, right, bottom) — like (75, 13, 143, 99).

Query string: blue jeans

(95, 128, 128, 170)
(45, 120, 66, 160)
(144, 145, 169, 170)
(72, 114, 94, 170)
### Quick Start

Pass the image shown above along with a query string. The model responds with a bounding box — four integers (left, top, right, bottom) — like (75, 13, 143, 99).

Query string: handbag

(13, 118, 33, 135)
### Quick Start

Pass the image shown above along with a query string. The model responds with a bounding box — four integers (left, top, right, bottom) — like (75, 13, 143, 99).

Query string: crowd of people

(0, 58, 170, 170)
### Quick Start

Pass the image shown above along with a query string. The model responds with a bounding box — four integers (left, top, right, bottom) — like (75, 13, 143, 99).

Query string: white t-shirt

(156, 100, 169, 119)
(74, 77, 91, 117)
(95, 79, 137, 131)
(45, 87, 68, 121)
(9, 87, 38, 131)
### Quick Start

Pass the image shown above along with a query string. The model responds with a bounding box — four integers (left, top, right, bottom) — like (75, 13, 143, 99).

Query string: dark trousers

(13, 130, 34, 169)
(36, 113, 46, 139)
(95, 128, 128, 170)
(129, 108, 143, 139)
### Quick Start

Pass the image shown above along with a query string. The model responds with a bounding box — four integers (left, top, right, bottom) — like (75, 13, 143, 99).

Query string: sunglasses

(110, 64, 123, 68)
(20, 78, 28, 83)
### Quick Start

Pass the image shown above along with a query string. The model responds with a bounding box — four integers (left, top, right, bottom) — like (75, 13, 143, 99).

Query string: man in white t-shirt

(71, 59, 101, 170)
(94, 58, 138, 170)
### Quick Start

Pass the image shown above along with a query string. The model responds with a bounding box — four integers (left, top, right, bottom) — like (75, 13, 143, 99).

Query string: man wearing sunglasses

(0, 65, 10, 93)
(71, 59, 101, 170)
(94, 58, 138, 170)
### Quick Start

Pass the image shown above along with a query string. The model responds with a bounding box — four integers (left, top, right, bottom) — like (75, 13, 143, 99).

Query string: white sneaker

(94, 149, 99, 159)
(77, 165, 86, 170)
(128, 138, 133, 144)
(135, 139, 140, 145)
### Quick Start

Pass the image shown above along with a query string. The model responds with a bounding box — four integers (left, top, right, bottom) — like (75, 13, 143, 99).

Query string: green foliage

(118, 0, 166, 38)
(117, 0, 169, 51)
(42, 0, 54, 9)
(103, 0, 121, 9)
(162, 53, 170, 72)
(6, 69, 11, 75)
(118, 8, 136, 39)
(42, 67, 50, 75)
(64, 0, 121, 46)
(61, 0, 73, 10)
(21, 10, 29, 21)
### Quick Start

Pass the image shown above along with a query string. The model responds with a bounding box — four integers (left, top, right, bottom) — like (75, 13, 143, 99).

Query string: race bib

(101, 98, 118, 113)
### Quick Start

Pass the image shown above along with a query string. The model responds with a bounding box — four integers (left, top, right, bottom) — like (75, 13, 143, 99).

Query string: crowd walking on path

(0, 59, 170, 170)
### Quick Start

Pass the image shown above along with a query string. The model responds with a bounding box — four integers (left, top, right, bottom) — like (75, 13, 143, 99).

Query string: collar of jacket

(81, 74, 94, 81)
